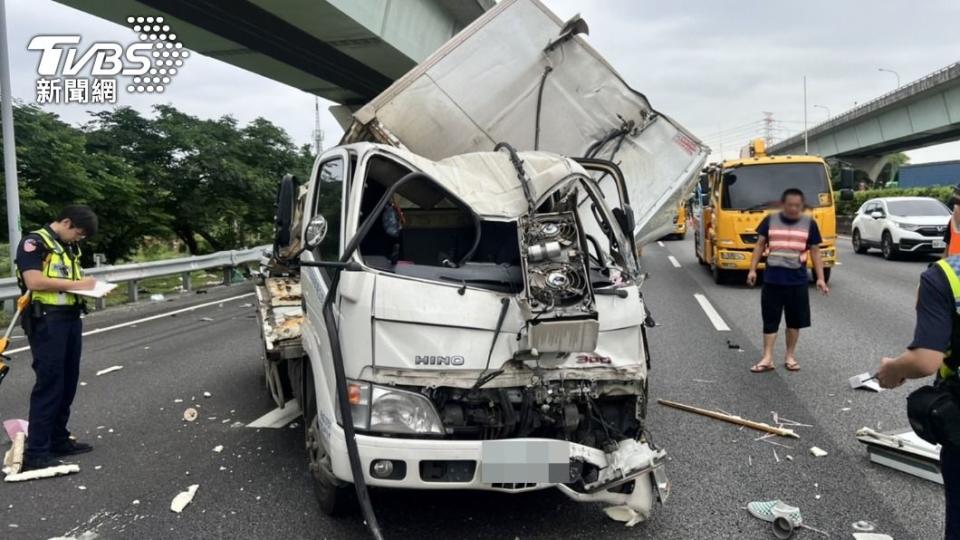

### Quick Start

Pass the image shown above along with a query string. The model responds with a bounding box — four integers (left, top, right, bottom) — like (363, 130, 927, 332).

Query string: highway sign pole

(0, 0, 21, 285)
(802, 75, 808, 154)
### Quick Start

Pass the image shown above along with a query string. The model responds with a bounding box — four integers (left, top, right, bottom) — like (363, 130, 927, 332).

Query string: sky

(4, 0, 960, 164)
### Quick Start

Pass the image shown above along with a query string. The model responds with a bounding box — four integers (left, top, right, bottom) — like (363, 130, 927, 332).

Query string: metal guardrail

(0, 245, 269, 302)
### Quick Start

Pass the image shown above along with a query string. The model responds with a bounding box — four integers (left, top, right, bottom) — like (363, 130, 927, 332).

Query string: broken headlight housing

(346, 380, 444, 435)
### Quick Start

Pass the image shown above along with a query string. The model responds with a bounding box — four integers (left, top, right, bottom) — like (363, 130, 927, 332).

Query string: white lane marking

(668, 255, 682, 268)
(694, 293, 731, 331)
(657, 241, 665, 247)
(5, 292, 255, 356)
(247, 400, 301, 428)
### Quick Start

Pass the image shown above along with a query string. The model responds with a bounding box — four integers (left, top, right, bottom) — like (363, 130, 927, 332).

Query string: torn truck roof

(344, 0, 709, 244)
(383, 146, 592, 218)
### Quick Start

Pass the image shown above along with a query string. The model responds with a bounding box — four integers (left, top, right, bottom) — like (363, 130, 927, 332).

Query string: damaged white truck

(255, 0, 707, 534)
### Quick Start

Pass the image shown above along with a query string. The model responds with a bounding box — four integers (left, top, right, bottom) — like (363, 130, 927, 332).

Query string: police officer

(877, 255, 960, 538)
(15, 205, 99, 471)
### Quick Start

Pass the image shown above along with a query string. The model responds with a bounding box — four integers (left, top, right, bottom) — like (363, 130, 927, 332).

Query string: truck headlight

(720, 252, 745, 260)
(820, 248, 835, 259)
(345, 380, 443, 435)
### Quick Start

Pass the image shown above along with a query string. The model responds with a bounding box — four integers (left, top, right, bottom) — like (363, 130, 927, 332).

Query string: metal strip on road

(3, 292, 255, 356)
(668, 255, 682, 268)
(693, 293, 731, 331)
(247, 399, 302, 428)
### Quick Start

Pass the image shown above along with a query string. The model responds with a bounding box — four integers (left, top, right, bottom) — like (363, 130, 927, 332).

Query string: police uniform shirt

(910, 265, 953, 353)
(15, 225, 75, 279)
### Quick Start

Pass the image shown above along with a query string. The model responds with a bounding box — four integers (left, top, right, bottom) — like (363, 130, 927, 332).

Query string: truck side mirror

(304, 215, 329, 249)
(839, 167, 855, 190)
(613, 205, 635, 235)
(273, 174, 298, 252)
(839, 189, 854, 201)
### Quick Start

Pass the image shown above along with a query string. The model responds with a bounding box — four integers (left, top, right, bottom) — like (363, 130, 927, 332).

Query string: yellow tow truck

(691, 139, 846, 284)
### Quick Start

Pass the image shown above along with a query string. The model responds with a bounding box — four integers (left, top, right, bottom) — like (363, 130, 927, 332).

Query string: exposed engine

(422, 379, 644, 451)
(517, 212, 599, 353)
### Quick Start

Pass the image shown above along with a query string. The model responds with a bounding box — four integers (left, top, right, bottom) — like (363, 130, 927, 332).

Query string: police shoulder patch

(23, 239, 37, 253)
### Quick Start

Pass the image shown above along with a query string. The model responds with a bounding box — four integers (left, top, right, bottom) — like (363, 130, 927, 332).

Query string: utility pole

(761, 111, 775, 146)
(0, 0, 21, 279)
(802, 75, 808, 154)
(312, 97, 324, 155)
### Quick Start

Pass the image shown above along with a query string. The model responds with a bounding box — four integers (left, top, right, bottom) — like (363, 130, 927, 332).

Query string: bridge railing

(0, 245, 269, 303)
(772, 61, 960, 150)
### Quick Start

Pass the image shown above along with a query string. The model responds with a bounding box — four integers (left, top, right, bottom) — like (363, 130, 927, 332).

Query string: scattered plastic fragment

(133, 500, 140, 505)
(94, 466, 102, 471)
(183, 408, 198, 422)
(203, 392, 212, 398)
(841, 407, 851, 412)
(150, 294, 165, 302)
(774, 449, 780, 463)
(170, 484, 199, 513)
(603, 505, 644, 527)
(853, 534, 892, 540)
(213, 445, 223, 453)
(200, 317, 214, 322)
(78, 485, 86, 490)
(95, 366, 123, 376)
(5, 464, 80, 482)
(79, 382, 87, 386)
(852, 521, 877, 532)
(786, 455, 794, 461)
(174, 399, 183, 403)
(810, 447, 828, 457)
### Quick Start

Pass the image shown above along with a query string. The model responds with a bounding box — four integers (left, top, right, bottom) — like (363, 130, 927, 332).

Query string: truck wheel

(304, 376, 355, 515)
(852, 229, 867, 254)
(711, 263, 726, 285)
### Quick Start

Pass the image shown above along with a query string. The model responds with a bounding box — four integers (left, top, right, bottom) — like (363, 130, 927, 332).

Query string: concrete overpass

(769, 62, 960, 181)
(55, 0, 493, 105)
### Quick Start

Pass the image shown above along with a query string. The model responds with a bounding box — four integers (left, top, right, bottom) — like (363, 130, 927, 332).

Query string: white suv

(851, 196, 950, 259)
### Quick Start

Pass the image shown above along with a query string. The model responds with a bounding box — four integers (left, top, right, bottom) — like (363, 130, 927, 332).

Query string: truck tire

(711, 262, 726, 285)
(303, 366, 356, 516)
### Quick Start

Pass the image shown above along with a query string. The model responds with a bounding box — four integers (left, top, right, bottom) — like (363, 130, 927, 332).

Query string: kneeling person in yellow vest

(14, 205, 99, 471)
(877, 255, 960, 538)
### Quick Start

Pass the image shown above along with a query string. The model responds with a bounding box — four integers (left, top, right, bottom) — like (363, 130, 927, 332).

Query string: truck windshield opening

(721, 163, 830, 211)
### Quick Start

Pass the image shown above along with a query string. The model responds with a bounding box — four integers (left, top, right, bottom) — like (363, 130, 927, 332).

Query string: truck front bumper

(324, 427, 668, 511)
(715, 247, 837, 270)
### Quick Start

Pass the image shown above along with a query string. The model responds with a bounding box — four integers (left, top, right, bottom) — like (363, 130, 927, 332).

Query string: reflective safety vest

(937, 257, 960, 380)
(764, 213, 811, 269)
(949, 220, 960, 257)
(16, 228, 84, 306)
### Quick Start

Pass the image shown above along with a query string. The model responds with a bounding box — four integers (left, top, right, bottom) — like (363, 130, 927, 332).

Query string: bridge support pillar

(842, 155, 895, 184)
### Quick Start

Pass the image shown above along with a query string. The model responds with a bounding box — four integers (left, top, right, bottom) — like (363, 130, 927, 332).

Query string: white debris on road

(95, 366, 123, 376)
(203, 391, 212, 398)
(212, 445, 223, 453)
(170, 484, 200, 513)
(810, 447, 828, 457)
(4, 464, 80, 482)
(183, 408, 198, 422)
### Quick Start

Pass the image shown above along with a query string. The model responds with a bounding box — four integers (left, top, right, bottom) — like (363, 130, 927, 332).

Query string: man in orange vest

(746, 188, 830, 373)
(943, 185, 960, 258)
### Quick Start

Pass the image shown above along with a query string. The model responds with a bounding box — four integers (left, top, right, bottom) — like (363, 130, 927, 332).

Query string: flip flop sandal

(750, 364, 775, 373)
(785, 362, 801, 372)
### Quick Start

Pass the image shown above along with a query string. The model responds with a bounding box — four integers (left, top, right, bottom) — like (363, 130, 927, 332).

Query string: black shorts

(761, 283, 810, 333)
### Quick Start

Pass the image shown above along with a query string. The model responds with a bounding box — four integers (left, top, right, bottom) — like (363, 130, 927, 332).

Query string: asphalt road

(0, 238, 944, 539)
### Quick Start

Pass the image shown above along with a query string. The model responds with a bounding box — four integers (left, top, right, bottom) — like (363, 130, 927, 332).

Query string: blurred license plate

(480, 440, 570, 483)
(934, 240, 946, 249)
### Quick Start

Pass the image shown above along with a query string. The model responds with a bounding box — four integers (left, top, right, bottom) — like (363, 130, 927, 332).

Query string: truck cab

(692, 139, 838, 284)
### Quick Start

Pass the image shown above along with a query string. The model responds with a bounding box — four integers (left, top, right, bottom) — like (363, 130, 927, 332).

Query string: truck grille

(740, 233, 759, 244)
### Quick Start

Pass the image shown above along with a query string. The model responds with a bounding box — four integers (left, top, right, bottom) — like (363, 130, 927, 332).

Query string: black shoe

(51, 439, 93, 456)
(20, 454, 60, 472)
